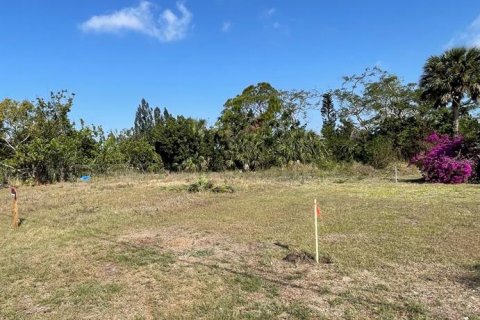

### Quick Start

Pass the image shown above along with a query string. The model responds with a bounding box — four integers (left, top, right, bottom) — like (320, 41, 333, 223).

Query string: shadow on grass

(181, 258, 326, 293)
(0, 214, 26, 227)
(456, 264, 480, 289)
(398, 178, 426, 184)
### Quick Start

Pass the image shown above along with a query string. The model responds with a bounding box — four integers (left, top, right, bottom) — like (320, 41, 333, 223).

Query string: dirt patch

(274, 241, 333, 265)
(283, 251, 315, 264)
(25, 305, 51, 315)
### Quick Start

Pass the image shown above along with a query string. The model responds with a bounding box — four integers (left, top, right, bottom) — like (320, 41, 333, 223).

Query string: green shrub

(364, 136, 396, 169)
(118, 138, 163, 173)
(188, 176, 214, 192)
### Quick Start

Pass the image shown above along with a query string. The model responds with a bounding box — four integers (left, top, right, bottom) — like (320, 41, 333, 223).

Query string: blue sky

(1, 1, 480, 132)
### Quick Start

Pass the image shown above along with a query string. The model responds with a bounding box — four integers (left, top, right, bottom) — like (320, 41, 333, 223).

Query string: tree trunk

(452, 98, 460, 135)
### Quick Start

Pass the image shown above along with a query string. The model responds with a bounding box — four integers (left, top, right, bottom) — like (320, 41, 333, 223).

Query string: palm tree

(420, 47, 480, 135)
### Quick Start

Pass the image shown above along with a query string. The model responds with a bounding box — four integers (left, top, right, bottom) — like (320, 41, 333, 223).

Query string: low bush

(411, 132, 473, 184)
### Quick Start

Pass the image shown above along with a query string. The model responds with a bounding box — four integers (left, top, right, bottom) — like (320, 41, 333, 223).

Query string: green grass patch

(109, 246, 175, 267)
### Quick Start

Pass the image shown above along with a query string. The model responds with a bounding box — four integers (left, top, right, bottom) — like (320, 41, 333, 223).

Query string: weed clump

(211, 185, 234, 193)
(188, 176, 234, 193)
(188, 176, 214, 192)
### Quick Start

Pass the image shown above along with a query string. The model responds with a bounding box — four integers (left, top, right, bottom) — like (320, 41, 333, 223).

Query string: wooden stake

(394, 164, 398, 183)
(314, 199, 319, 264)
(11, 187, 19, 228)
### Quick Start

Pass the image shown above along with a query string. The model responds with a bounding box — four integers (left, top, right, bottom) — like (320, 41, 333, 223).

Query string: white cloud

(222, 21, 232, 32)
(262, 7, 285, 31)
(448, 14, 480, 48)
(80, 1, 193, 42)
(266, 8, 276, 16)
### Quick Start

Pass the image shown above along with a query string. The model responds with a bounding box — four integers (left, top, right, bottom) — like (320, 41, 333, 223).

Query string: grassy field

(0, 169, 479, 319)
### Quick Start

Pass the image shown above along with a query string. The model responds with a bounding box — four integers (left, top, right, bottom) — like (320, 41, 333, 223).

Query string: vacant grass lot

(0, 170, 479, 319)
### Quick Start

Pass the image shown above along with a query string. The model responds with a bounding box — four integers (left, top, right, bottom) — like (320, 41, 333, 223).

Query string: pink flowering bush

(411, 132, 473, 184)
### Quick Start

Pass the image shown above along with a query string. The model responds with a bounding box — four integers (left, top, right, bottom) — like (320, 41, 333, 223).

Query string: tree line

(1, 47, 479, 184)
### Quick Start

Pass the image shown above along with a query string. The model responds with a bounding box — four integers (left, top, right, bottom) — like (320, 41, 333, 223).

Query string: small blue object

(80, 175, 91, 182)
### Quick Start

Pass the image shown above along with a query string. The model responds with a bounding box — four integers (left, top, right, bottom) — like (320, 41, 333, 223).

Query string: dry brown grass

(0, 171, 479, 319)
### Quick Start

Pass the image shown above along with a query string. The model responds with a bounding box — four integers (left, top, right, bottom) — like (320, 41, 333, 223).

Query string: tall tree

(152, 114, 210, 171)
(214, 83, 326, 170)
(0, 99, 35, 159)
(331, 67, 430, 164)
(334, 67, 419, 130)
(321, 93, 336, 127)
(134, 98, 154, 136)
(0, 91, 102, 183)
(320, 92, 337, 146)
(420, 47, 480, 135)
(153, 107, 162, 125)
